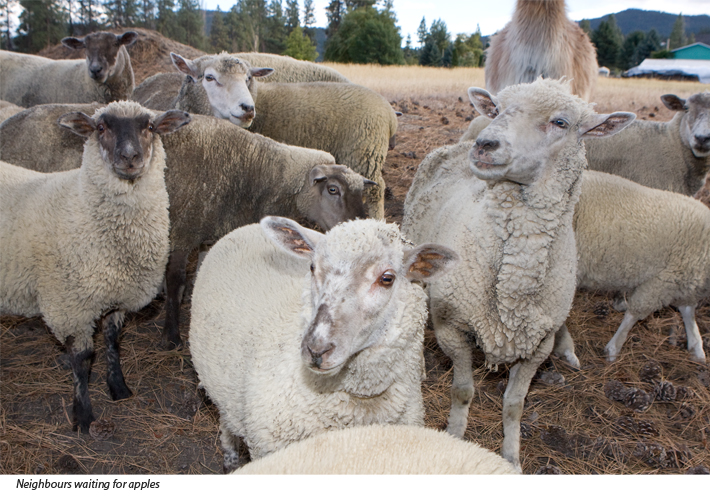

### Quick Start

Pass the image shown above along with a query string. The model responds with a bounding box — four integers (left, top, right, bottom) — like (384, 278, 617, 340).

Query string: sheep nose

(90, 66, 103, 77)
(307, 343, 335, 368)
(120, 151, 140, 164)
(695, 134, 710, 145)
(476, 138, 500, 151)
(240, 103, 254, 113)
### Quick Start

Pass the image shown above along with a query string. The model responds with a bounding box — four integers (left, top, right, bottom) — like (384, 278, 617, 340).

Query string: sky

(202, 0, 710, 41)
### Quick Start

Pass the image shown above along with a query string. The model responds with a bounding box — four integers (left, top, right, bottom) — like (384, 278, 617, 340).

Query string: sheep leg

(220, 421, 249, 473)
(103, 310, 133, 400)
(365, 173, 386, 220)
(552, 323, 580, 369)
(501, 330, 555, 473)
(678, 305, 707, 362)
(605, 311, 638, 362)
(163, 249, 189, 349)
(67, 338, 96, 433)
(434, 320, 474, 438)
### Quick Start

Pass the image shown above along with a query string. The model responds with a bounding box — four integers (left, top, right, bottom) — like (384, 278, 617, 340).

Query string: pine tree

(15, 0, 67, 53)
(156, 0, 179, 39)
(416, 16, 426, 47)
(138, 0, 156, 29)
(264, 0, 287, 53)
(619, 30, 645, 70)
(579, 19, 591, 37)
(633, 28, 661, 63)
(285, 0, 298, 32)
(0, 0, 18, 49)
(419, 39, 441, 66)
(210, 6, 230, 52)
(283, 24, 316, 60)
(592, 14, 623, 69)
(303, 0, 315, 36)
(104, 0, 140, 28)
(669, 13, 687, 50)
(325, 0, 344, 37)
(176, 0, 204, 49)
(428, 18, 449, 54)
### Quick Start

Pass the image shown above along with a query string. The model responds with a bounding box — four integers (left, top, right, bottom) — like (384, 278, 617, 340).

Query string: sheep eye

(327, 186, 340, 195)
(97, 124, 105, 133)
(552, 119, 568, 129)
(378, 271, 395, 287)
(205, 75, 215, 82)
(310, 263, 315, 274)
(148, 124, 154, 132)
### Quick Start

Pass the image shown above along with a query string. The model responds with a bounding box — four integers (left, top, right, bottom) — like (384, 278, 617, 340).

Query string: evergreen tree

(302, 0, 314, 38)
(324, 4, 403, 65)
(669, 13, 687, 50)
(416, 16, 426, 47)
(285, 0, 298, 32)
(418, 38, 441, 66)
(104, 0, 139, 27)
(452, 30, 483, 67)
(283, 24, 317, 60)
(15, 0, 67, 53)
(156, 0, 178, 39)
(138, 0, 156, 29)
(592, 14, 623, 69)
(579, 19, 592, 37)
(428, 18, 449, 53)
(264, 0, 287, 53)
(76, 0, 103, 33)
(634, 28, 661, 63)
(176, 0, 204, 49)
(688, 32, 696, 45)
(1, 0, 18, 49)
(210, 6, 230, 52)
(325, 0, 344, 37)
(619, 30, 645, 70)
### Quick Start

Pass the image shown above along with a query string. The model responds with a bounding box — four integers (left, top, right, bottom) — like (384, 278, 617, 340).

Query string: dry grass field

(2, 31, 710, 475)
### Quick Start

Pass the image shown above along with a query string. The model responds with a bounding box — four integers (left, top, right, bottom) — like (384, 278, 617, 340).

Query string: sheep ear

(309, 165, 329, 185)
(171, 53, 199, 79)
(661, 94, 687, 112)
(261, 216, 324, 260)
(250, 67, 274, 78)
(152, 110, 191, 135)
(579, 112, 635, 138)
(404, 244, 459, 283)
(58, 112, 96, 137)
(468, 87, 499, 119)
(117, 31, 138, 47)
(62, 37, 85, 50)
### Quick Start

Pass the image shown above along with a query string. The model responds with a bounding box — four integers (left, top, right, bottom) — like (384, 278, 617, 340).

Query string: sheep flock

(2, 6, 710, 476)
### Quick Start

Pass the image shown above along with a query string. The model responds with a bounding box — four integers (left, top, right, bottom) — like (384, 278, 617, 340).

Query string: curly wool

(0, 101, 169, 350)
(231, 53, 349, 83)
(189, 222, 427, 460)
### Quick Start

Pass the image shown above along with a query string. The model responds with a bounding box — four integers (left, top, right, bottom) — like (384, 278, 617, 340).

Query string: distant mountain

(584, 9, 710, 38)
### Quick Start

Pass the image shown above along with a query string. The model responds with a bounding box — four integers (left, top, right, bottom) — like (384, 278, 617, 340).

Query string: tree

(452, 30, 483, 67)
(104, 0, 139, 28)
(156, 0, 179, 39)
(325, 0, 344, 37)
(283, 24, 317, 60)
(416, 16, 426, 47)
(0, 0, 19, 50)
(428, 18, 449, 53)
(324, 5, 403, 65)
(138, 0, 156, 29)
(592, 14, 623, 69)
(15, 0, 67, 53)
(264, 0, 287, 53)
(285, 0, 298, 32)
(419, 38, 441, 66)
(302, 0, 315, 38)
(669, 13, 687, 50)
(210, 6, 230, 52)
(176, 0, 204, 49)
(579, 19, 591, 37)
(619, 30, 645, 70)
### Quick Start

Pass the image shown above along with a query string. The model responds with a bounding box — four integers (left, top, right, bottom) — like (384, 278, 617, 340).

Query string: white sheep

(0, 31, 137, 107)
(0, 102, 376, 349)
(232, 52, 349, 83)
(574, 170, 710, 363)
(233, 425, 518, 474)
(132, 52, 274, 128)
(485, 0, 597, 101)
(585, 92, 710, 196)
(189, 217, 458, 471)
(0, 100, 23, 123)
(402, 78, 634, 471)
(0, 101, 190, 432)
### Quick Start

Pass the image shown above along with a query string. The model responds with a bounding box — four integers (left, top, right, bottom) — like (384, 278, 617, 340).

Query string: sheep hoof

(73, 413, 96, 434)
(561, 351, 581, 370)
(109, 383, 133, 401)
(222, 452, 242, 474)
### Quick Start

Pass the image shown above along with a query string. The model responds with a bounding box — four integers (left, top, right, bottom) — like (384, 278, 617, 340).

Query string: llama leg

(605, 311, 638, 362)
(103, 310, 132, 400)
(163, 249, 189, 349)
(502, 330, 555, 473)
(678, 305, 706, 362)
(553, 323, 580, 369)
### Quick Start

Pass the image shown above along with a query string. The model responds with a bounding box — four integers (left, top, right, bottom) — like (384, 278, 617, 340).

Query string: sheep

(132, 52, 274, 128)
(0, 100, 23, 123)
(402, 78, 634, 471)
(0, 31, 137, 107)
(0, 101, 190, 432)
(189, 217, 458, 471)
(0, 103, 376, 349)
(233, 425, 518, 474)
(134, 67, 396, 220)
(485, 0, 597, 101)
(232, 52, 349, 83)
(573, 170, 709, 363)
(585, 92, 710, 196)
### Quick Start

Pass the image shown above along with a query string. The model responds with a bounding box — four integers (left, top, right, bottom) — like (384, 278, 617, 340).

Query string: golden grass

(323, 62, 710, 116)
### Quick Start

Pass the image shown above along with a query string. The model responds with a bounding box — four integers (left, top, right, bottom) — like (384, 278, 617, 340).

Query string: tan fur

(485, 0, 597, 100)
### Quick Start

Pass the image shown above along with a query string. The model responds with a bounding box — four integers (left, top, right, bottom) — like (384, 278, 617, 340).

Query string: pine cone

(679, 402, 696, 420)
(539, 370, 565, 386)
(604, 379, 629, 402)
(612, 416, 638, 436)
(89, 418, 116, 441)
(667, 445, 692, 468)
(686, 465, 710, 474)
(653, 381, 677, 401)
(675, 386, 695, 400)
(535, 465, 562, 474)
(520, 422, 534, 440)
(593, 302, 609, 318)
(639, 360, 662, 384)
(636, 420, 660, 437)
(633, 442, 669, 468)
(623, 388, 653, 412)
(540, 425, 570, 455)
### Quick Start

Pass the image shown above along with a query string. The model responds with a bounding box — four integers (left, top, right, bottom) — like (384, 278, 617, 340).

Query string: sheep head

(58, 101, 190, 181)
(662, 92, 710, 158)
(62, 31, 137, 83)
(261, 217, 458, 375)
(467, 78, 635, 185)
(171, 52, 273, 128)
(303, 165, 376, 230)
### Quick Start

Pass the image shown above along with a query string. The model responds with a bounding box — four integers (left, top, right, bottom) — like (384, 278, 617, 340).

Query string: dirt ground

(2, 31, 709, 475)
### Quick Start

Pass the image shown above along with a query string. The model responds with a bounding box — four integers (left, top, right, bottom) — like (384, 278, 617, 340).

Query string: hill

(585, 9, 710, 38)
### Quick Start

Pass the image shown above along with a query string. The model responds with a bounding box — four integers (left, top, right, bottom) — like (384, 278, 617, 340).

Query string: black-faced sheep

(0, 101, 190, 431)
(189, 217, 457, 470)
(0, 31, 137, 107)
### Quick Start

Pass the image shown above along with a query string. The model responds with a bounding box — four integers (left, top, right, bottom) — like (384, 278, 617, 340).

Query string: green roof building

(672, 43, 710, 60)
